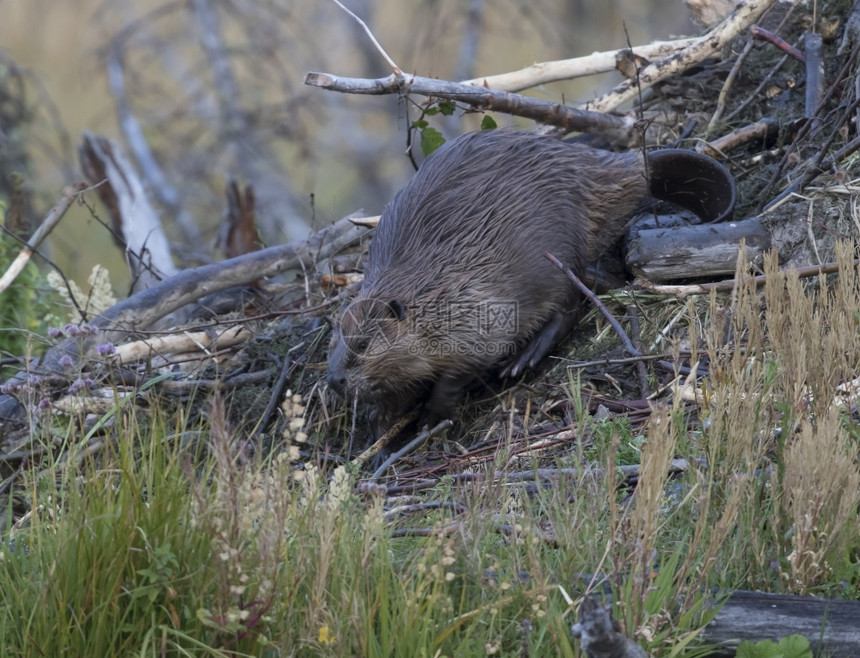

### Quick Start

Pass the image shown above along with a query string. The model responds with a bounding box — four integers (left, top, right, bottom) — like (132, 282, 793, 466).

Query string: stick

(304, 71, 634, 137)
(706, 38, 754, 136)
(545, 252, 687, 376)
(583, 0, 777, 113)
(635, 258, 860, 297)
(370, 419, 453, 479)
(350, 412, 417, 467)
(750, 24, 806, 61)
(459, 39, 698, 92)
(545, 253, 638, 356)
(328, 0, 401, 73)
(0, 184, 86, 295)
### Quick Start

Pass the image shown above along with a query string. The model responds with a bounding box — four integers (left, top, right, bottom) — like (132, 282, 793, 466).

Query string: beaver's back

(363, 130, 646, 343)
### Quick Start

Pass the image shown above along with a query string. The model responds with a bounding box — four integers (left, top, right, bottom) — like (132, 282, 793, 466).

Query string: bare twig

(706, 38, 755, 135)
(545, 253, 685, 376)
(0, 183, 86, 295)
(255, 350, 294, 439)
(350, 412, 418, 467)
(112, 326, 252, 363)
(545, 253, 638, 356)
(696, 118, 779, 157)
(751, 24, 806, 61)
(370, 419, 454, 479)
(724, 52, 790, 121)
(626, 306, 651, 398)
(328, 0, 401, 73)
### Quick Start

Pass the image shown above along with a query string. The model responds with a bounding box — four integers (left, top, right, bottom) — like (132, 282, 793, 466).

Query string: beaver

(327, 129, 734, 425)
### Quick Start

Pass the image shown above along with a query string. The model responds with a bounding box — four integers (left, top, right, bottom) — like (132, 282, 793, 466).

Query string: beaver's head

(327, 295, 437, 413)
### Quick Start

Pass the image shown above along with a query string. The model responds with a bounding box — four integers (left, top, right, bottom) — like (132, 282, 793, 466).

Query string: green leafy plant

(736, 634, 813, 658)
(411, 100, 496, 156)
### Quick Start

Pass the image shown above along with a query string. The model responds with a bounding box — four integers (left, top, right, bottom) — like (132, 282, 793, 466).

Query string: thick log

(703, 590, 860, 656)
(625, 216, 771, 281)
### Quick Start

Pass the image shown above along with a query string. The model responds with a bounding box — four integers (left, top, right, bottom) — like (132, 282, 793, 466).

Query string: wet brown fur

(328, 129, 647, 423)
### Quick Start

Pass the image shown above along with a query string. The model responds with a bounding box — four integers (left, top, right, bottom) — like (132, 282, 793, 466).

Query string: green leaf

(438, 100, 455, 116)
(480, 115, 497, 130)
(736, 639, 780, 658)
(420, 126, 446, 156)
(736, 635, 812, 658)
(412, 119, 428, 129)
(777, 634, 813, 658)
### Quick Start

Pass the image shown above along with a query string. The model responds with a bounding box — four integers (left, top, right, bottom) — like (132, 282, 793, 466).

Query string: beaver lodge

(1, 0, 860, 654)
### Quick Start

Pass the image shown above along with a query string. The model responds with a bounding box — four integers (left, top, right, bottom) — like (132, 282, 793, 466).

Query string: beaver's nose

(327, 369, 346, 395)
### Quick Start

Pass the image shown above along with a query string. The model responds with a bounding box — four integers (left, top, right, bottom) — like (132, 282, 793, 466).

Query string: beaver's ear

(387, 299, 406, 321)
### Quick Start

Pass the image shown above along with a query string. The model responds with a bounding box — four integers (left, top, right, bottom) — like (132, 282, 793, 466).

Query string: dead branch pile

(1, 0, 860, 487)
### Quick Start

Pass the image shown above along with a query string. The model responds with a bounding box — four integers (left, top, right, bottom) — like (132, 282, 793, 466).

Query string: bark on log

(703, 590, 860, 656)
(625, 217, 771, 281)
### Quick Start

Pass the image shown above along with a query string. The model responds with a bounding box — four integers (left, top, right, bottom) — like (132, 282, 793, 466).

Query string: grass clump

(698, 243, 860, 595)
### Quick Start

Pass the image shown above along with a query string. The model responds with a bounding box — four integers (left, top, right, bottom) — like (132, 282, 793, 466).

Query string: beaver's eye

(353, 337, 370, 354)
(387, 299, 406, 321)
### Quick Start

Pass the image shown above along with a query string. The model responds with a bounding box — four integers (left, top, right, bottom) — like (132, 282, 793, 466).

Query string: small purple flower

(26, 375, 41, 388)
(81, 323, 99, 336)
(64, 323, 81, 338)
(48, 327, 65, 339)
(58, 354, 75, 369)
(84, 378, 96, 390)
(37, 398, 52, 410)
(69, 378, 87, 395)
(0, 383, 19, 395)
(95, 343, 116, 356)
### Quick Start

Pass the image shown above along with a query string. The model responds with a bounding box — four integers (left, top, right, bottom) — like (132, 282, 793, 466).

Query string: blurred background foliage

(0, 0, 694, 293)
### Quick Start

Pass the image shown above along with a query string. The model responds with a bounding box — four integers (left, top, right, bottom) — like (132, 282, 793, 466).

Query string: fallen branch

(634, 257, 860, 298)
(625, 216, 771, 281)
(584, 0, 777, 113)
(545, 252, 686, 377)
(350, 412, 419, 467)
(459, 39, 698, 92)
(0, 213, 371, 423)
(370, 419, 453, 479)
(112, 326, 252, 363)
(304, 71, 635, 138)
(0, 184, 86, 295)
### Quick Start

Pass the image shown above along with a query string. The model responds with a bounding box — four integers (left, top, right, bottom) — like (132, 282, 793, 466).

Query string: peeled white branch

(0, 184, 84, 296)
(584, 0, 777, 113)
(459, 39, 698, 92)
